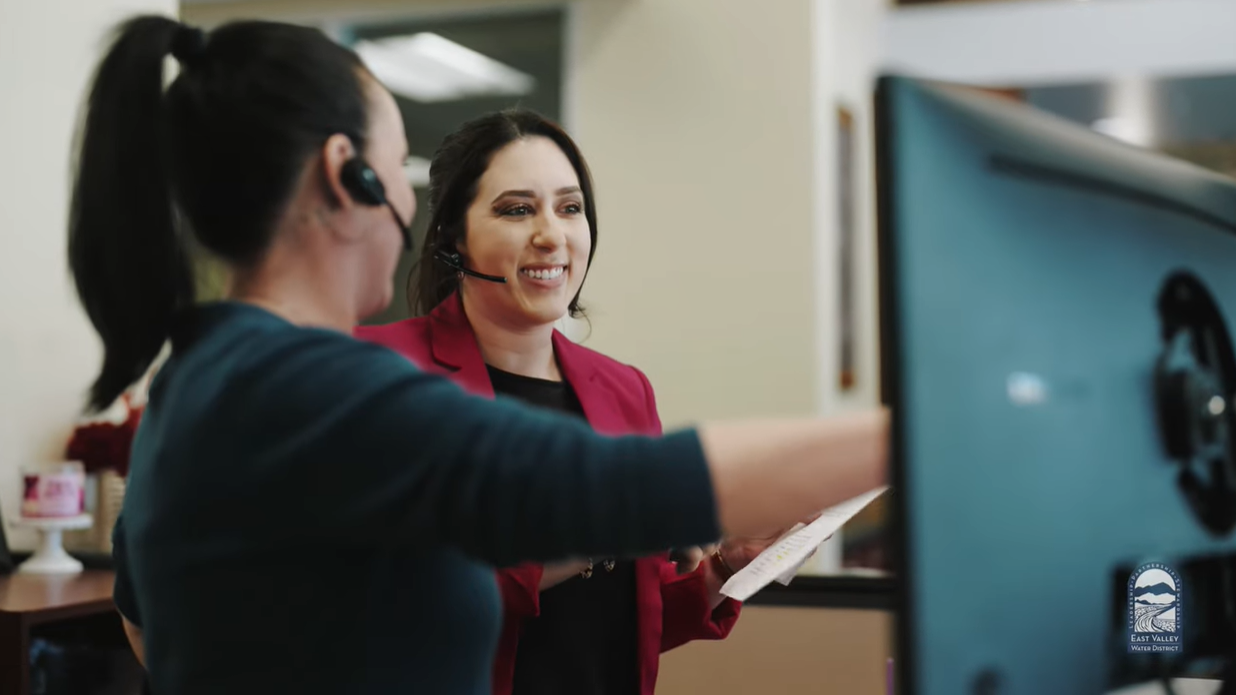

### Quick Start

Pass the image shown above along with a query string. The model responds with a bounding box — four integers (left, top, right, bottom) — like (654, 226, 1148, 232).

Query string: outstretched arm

(250, 335, 887, 568)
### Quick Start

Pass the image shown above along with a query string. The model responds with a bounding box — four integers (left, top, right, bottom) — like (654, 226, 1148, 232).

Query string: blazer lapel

(427, 295, 622, 416)
(553, 332, 624, 435)
(428, 293, 494, 398)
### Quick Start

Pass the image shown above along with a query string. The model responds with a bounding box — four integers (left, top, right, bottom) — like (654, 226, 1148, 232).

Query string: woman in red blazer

(356, 110, 782, 695)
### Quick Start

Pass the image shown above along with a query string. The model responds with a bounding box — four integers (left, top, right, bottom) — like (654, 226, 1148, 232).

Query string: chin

(359, 288, 394, 322)
(518, 300, 570, 327)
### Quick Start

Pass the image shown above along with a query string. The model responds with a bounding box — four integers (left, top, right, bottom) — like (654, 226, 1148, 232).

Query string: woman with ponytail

(70, 15, 887, 695)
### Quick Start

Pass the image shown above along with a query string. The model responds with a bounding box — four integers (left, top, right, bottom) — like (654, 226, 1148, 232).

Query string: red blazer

(355, 294, 740, 695)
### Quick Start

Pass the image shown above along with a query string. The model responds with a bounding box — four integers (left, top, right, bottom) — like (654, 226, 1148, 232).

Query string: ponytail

(68, 16, 195, 412)
(70, 16, 371, 410)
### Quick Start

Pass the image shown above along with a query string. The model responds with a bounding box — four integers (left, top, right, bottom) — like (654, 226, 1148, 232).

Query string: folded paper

(720, 486, 889, 601)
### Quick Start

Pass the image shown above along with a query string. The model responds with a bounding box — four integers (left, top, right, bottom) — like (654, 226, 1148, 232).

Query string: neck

(462, 295, 559, 381)
(230, 273, 356, 333)
(228, 223, 358, 333)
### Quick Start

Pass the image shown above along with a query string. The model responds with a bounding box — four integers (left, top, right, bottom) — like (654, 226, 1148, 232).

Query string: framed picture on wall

(837, 105, 857, 393)
(837, 104, 891, 574)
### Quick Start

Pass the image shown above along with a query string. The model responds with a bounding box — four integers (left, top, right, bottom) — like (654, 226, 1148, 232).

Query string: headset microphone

(434, 249, 508, 284)
(385, 202, 413, 252)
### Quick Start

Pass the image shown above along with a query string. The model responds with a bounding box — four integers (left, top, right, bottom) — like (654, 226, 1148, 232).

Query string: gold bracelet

(710, 550, 736, 580)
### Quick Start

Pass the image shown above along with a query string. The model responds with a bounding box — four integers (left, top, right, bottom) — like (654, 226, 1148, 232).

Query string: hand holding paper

(719, 486, 889, 601)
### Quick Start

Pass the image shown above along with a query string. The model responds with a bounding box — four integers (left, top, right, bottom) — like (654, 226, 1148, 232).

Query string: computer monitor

(877, 75, 1236, 695)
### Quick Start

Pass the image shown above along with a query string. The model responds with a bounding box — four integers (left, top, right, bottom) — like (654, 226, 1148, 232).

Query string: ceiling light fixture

(404, 156, 431, 187)
(355, 32, 535, 103)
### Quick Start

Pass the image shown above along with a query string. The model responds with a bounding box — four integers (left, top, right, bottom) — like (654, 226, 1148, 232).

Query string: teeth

(522, 267, 565, 280)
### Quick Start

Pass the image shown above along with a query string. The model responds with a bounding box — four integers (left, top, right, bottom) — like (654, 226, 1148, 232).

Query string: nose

(399, 183, 417, 223)
(531, 211, 566, 251)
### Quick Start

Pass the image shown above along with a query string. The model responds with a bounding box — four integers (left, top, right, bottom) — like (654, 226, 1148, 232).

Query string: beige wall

(568, 0, 819, 427)
(0, 0, 179, 550)
(659, 607, 893, 695)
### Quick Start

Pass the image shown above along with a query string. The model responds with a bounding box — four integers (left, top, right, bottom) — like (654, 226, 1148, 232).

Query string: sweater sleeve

(238, 332, 721, 568)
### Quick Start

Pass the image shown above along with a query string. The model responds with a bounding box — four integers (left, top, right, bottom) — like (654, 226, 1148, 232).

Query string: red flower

(65, 401, 143, 478)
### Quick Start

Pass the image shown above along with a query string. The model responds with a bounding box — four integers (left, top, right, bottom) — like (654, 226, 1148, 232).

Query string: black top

(110, 302, 720, 695)
(486, 367, 640, 695)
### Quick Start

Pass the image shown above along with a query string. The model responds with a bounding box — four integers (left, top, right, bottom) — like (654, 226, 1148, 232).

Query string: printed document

(719, 486, 889, 601)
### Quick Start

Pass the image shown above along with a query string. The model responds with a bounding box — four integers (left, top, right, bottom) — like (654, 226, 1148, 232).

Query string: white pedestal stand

(11, 515, 94, 574)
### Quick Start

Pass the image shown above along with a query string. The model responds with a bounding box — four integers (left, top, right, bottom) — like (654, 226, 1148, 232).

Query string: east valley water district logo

(1127, 562, 1183, 653)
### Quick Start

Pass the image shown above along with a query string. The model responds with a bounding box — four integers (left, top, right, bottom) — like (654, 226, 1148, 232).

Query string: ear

(320, 133, 356, 209)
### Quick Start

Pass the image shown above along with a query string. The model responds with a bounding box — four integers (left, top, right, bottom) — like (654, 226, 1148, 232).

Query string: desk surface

(0, 570, 115, 617)
(0, 571, 123, 695)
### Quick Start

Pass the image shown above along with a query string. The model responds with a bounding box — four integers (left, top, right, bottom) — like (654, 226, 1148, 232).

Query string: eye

(499, 204, 534, 217)
(561, 202, 583, 215)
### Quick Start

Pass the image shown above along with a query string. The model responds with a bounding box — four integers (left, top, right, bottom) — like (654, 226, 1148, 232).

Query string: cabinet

(0, 571, 142, 695)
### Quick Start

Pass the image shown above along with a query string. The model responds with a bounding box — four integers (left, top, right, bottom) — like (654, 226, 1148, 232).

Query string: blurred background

(3, 0, 1235, 692)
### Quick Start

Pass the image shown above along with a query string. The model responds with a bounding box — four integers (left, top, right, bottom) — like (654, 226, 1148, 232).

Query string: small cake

(21, 462, 86, 518)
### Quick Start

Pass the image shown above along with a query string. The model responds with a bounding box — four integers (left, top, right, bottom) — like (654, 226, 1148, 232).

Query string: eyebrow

(491, 186, 583, 203)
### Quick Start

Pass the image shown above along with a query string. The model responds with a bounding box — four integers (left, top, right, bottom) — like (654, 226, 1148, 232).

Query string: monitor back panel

(877, 76, 1236, 695)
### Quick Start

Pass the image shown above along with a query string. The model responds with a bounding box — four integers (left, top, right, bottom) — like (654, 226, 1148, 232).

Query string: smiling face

(457, 136, 592, 328)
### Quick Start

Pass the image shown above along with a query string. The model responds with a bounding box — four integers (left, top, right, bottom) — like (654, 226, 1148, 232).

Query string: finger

(675, 547, 706, 575)
(668, 547, 703, 565)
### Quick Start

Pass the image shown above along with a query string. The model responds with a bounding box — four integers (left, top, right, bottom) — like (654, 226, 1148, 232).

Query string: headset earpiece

(340, 157, 387, 207)
(435, 249, 461, 268)
(339, 156, 413, 251)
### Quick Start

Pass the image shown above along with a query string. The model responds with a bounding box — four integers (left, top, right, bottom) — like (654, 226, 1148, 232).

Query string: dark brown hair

(68, 16, 369, 410)
(410, 109, 598, 317)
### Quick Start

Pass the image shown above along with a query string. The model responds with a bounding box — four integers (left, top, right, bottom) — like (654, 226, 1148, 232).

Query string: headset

(339, 157, 412, 251)
(339, 157, 506, 283)
(1153, 270, 1236, 536)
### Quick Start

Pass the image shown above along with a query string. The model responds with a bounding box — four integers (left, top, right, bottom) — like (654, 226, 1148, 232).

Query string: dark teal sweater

(112, 303, 719, 694)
